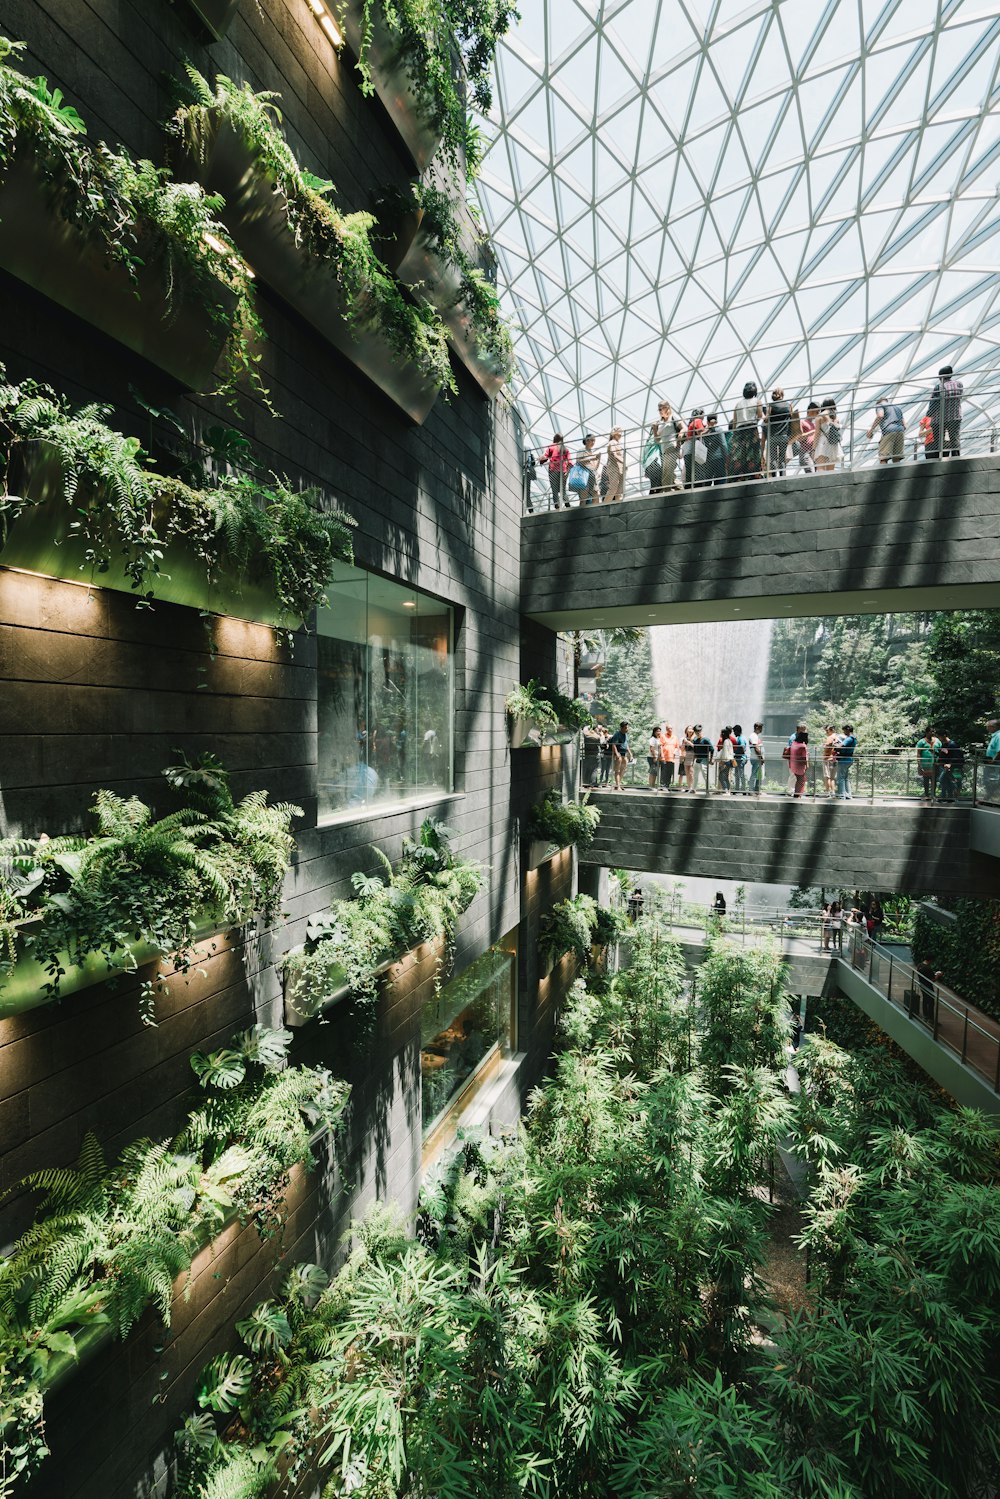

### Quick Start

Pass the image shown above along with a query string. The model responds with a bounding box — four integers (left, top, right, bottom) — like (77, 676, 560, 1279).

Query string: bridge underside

(521, 458, 1000, 630)
(579, 791, 1000, 898)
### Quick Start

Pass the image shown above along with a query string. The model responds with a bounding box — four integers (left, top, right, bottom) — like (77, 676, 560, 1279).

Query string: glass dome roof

(478, 0, 1000, 447)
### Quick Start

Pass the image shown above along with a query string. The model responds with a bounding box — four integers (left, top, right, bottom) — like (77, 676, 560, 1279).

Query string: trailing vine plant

(171, 69, 455, 394)
(282, 818, 482, 1022)
(0, 37, 263, 405)
(339, 0, 519, 176)
(0, 753, 301, 1024)
(0, 1024, 348, 1496)
(0, 369, 356, 618)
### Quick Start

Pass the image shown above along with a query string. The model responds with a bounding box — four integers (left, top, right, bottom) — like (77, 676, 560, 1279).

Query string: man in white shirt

(748, 722, 765, 795)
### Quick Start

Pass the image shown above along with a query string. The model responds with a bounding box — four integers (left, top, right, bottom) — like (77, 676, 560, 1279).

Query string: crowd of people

(583, 717, 999, 802)
(582, 721, 862, 799)
(530, 366, 965, 507)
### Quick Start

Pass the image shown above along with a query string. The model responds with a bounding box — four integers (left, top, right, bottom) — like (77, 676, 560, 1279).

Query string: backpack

(567, 463, 589, 493)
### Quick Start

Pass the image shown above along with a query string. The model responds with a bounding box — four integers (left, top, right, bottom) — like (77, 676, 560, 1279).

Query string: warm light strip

(308, 0, 344, 48)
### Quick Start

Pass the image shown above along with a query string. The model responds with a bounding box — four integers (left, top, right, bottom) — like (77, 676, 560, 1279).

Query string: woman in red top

(789, 729, 809, 798)
(540, 433, 571, 509)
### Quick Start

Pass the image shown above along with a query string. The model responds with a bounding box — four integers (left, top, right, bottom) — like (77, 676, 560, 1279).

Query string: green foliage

(344, 0, 518, 175)
(0, 37, 262, 404)
(538, 892, 598, 965)
(592, 628, 654, 730)
(383, 181, 515, 380)
(0, 756, 301, 1023)
(696, 935, 791, 1095)
(283, 819, 482, 1020)
(0, 1026, 348, 1493)
(527, 790, 600, 850)
(0, 368, 355, 616)
(172, 70, 454, 393)
(913, 897, 1000, 1021)
(924, 609, 1000, 747)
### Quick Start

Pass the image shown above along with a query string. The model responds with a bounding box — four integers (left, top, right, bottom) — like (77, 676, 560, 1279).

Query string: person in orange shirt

(660, 724, 680, 790)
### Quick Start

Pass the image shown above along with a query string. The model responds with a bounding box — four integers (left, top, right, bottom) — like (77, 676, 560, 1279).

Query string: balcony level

(521, 455, 1000, 630)
(579, 791, 1000, 898)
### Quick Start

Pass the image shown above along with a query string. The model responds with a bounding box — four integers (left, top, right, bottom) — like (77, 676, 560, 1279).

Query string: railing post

(905, 758, 910, 799)
(933, 987, 940, 1042)
(887, 955, 893, 1003)
(973, 758, 978, 805)
(868, 941, 874, 983)
(961, 1009, 969, 1064)
(870, 756, 875, 801)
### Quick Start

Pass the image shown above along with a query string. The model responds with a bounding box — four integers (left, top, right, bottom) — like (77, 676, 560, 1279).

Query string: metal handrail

(847, 929, 1000, 1092)
(580, 749, 995, 803)
(524, 386, 1000, 513)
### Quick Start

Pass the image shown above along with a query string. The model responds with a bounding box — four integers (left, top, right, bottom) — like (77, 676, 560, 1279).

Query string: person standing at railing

(540, 434, 571, 509)
(915, 956, 943, 1023)
(916, 728, 942, 801)
(983, 719, 1000, 802)
(866, 395, 906, 464)
(582, 721, 602, 786)
(647, 724, 663, 790)
(796, 401, 819, 473)
(821, 724, 838, 799)
(789, 729, 809, 799)
(764, 387, 792, 477)
(748, 722, 765, 795)
(836, 722, 856, 799)
(926, 365, 963, 458)
(681, 725, 696, 791)
(610, 720, 632, 791)
(650, 400, 683, 492)
(730, 381, 763, 479)
(703, 413, 730, 484)
(682, 410, 708, 486)
(936, 735, 962, 803)
(660, 723, 679, 791)
(691, 725, 713, 793)
(829, 900, 844, 952)
(732, 723, 749, 794)
(716, 726, 736, 793)
(814, 399, 843, 472)
(605, 427, 625, 501)
(574, 433, 601, 505)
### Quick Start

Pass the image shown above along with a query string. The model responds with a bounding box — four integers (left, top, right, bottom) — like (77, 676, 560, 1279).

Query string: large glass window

(421, 945, 515, 1132)
(317, 564, 454, 822)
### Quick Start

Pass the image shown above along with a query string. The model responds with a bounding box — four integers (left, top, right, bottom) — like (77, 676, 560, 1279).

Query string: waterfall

(649, 620, 774, 737)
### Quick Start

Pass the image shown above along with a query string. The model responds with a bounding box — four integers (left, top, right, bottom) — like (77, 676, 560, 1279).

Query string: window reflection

(317, 565, 453, 822)
(421, 947, 515, 1130)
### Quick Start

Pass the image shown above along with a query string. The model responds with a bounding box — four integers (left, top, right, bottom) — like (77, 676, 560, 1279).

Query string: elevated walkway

(521, 455, 1000, 629)
(580, 789, 1000, 897)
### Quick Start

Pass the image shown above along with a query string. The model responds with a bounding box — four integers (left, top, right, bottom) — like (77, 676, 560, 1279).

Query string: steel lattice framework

(478, 0, 1000, 445)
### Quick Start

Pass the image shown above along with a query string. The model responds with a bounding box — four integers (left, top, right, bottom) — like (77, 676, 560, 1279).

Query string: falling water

(649, 620, 775, 737)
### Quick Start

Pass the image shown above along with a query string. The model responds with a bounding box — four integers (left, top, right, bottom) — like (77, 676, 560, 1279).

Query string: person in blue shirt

(732, 723, 749, 794)
(866, 396, 906, 464)
(984, 718, 1000, 802)
(836, 722, 857, 800)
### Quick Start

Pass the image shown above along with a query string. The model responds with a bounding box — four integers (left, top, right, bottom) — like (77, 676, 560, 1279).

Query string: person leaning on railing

(866, 395, 906, 464)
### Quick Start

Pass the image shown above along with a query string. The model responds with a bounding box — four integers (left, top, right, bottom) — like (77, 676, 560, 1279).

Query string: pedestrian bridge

(520, 455, 1000, 629)
(579, 790, 1000, 898)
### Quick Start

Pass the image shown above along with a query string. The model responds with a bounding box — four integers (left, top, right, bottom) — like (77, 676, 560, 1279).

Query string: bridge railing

(523, 379, 1000, 514)
(583, 749, 994, 804)
(847, 928, 1000, 1092)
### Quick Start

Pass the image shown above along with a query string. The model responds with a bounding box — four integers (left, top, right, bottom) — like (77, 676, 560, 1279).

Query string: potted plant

(375, 181, 514, 396)
(505, 679, 591, 748)
(526, 791, 600, 868)
(282, 819, 482, 1026)
(538, 893, 598, 974)
(171, 70, 455, 424)
(0, 754, 301, 1025)
(336, 0, 517, 178)
(0, 38, 260, 398)
(0, 373, 356, 624)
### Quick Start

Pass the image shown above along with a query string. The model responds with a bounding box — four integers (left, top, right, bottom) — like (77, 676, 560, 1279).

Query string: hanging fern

(283, 818, 483, 1021)
(0, 1025, 349, 1492)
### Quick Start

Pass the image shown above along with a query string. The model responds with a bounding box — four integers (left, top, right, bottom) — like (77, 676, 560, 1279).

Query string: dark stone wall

(580, 791, 1000, 898)
(521, 457, 1000, 628)
(0, 4, 577, 1495)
